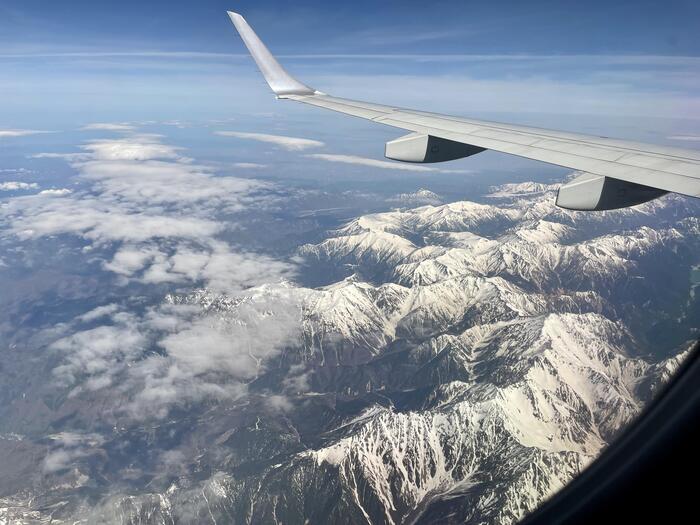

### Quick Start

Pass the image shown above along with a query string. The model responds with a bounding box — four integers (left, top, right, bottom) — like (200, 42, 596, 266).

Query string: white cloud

(48, 287, 303, 420)
(38, 188, 72, 196)
(265, 394, 294, 412)
(0, 181, 39, 190)
(282, 364, 312, 394)
(2, 132, 295, 299)
(103, 241, 295, 293)
(43, 449, 74, 473)
(77, 158, 265, 208)
(81, 135, 183, 161)
(161, 120, 189, 128)
(77, 304, 121, 323)
(215, 131, 325, 151)
(0, 129, 51, 138)
(306, 153, 471, 174)
(43, 432, 105, 473)
(5, 196, 222, 243)
(667, 135, 700, 142)
(81, 123, 136, 132)
(142, 242, 295, 292)
(32, 152, 90, 161)
(232, 162, 267, 169)
(102, 245, 161, 276)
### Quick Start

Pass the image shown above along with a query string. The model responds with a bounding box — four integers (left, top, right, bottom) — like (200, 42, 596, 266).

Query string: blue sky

(2, 0, 700, 55)
(0, 0, 699, 136)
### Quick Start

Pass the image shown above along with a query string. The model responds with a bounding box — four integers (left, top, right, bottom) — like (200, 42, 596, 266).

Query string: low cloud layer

(50, 287, 303, 419)
(667, 135, 700, 142)
(232, 162, 267, 169)
(104, 242, 294, 292)
(0, 129, 304, 421)
(0, 129, 51, 138)
(2, 132, 291, 292)
(80, 122, 136, 132)
(0, 181, 39, 190)
(38, 188, 72, 196)
(215, 131, 325, 151)
(43, 432, 106, 473)
(81, 134, 186, 161)
(6, 195, 222, 244)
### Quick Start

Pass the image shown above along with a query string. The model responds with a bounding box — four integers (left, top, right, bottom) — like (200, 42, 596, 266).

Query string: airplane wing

(227, 11, 700, 211)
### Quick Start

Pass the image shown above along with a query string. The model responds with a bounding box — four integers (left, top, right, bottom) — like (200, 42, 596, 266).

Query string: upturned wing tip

(225, 10, 316, 97)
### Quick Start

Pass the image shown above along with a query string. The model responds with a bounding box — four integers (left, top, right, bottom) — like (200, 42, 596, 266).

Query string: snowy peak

(388, 188, 442, 206)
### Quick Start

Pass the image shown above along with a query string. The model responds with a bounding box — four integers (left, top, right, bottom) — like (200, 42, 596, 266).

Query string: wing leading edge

(227, 11, 700, 210)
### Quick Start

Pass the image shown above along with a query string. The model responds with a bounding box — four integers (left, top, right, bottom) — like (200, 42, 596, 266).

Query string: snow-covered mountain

(301, 186, 698, 341)
(1, 182, 697, 524)
(388, 188, 443, 206)
(302, 190, 689, 292)
(147, 311, 679, 525)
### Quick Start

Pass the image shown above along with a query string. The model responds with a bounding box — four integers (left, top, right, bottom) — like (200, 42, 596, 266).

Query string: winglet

(227, 11, 316, 98)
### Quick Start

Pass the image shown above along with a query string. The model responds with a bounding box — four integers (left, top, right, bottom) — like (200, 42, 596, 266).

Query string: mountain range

(1, 182, 697, 524)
